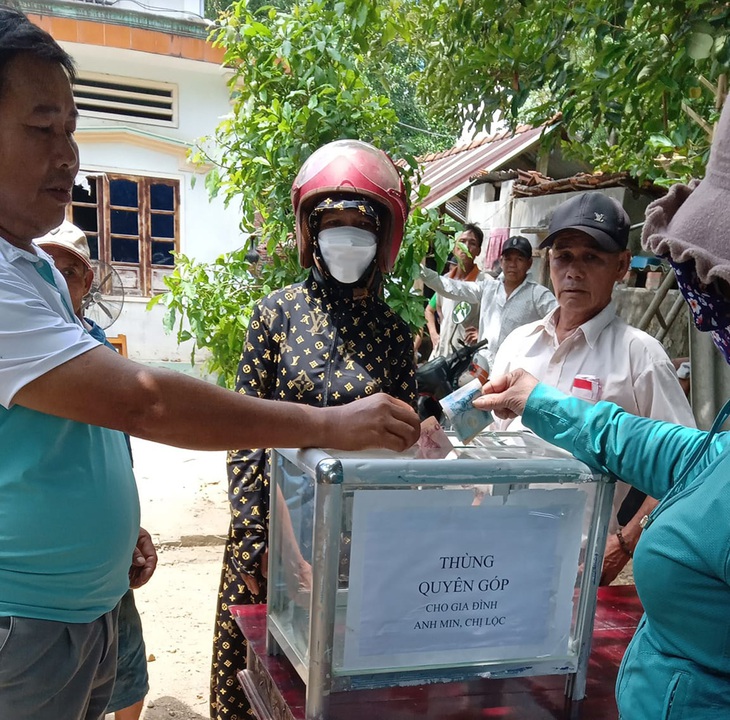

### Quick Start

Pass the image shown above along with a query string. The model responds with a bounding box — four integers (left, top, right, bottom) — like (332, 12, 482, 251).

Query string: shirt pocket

(661, 670, 690, 720)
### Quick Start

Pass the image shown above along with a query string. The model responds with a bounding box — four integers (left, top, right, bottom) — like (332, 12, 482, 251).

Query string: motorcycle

(416, 300, 489, 422)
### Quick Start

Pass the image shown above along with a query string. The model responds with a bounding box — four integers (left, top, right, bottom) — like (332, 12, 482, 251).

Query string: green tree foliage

(365, 44, 460, 157)
(148, 245, 301, 387)
(194, 0, 404, 249)
(155, 0, 455, 386)
(411, 0, 730, 183)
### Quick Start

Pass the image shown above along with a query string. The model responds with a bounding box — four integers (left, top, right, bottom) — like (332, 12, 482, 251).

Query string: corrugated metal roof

(418, 120, 559, 209)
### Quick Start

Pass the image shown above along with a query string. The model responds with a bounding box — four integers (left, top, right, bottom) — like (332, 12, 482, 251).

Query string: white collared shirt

(0, 236, 99, 407)
(491, 301, 696, 530)
(421, 267, 556, 366)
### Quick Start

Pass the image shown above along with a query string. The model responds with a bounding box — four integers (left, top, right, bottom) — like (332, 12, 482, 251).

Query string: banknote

(440, 378, 493, 444)
(415, 416, 454, 459)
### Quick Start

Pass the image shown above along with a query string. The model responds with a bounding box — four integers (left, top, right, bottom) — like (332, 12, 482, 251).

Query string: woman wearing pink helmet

(211, 140, 417, 719)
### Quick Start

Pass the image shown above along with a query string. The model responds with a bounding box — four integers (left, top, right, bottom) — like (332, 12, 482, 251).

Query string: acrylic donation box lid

(266, 433, 615, 718)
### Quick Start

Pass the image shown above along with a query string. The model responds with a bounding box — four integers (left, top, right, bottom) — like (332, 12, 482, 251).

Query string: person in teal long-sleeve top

(479, 375, 730, 718)
(527, 382, 728, 719)
(475, 98, 730, 719)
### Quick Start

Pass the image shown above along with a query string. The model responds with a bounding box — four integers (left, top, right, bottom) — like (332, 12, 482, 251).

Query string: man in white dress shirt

(491, 192, 695, 584)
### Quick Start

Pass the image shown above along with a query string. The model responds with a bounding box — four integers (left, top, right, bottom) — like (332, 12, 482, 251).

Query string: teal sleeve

(522, 383, 713, 500)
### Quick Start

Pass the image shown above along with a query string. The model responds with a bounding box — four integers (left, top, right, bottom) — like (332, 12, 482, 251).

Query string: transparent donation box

(267, 433, 615, 718)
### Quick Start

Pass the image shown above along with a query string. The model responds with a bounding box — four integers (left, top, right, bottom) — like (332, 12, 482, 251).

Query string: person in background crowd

(421, 234, 556, 369)
(211, 140, 418, 720)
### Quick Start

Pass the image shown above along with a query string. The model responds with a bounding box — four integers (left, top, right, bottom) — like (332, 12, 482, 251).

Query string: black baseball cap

(501, 235, 532, 259)
(540, 192, 630, 252)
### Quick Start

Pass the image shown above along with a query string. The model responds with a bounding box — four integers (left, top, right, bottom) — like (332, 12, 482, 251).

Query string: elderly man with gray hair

(490, 191, 695, 584)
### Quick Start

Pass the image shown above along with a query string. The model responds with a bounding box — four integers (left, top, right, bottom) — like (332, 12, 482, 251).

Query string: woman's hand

(472, 369, 539, 420)
(241, 548, 268, 597)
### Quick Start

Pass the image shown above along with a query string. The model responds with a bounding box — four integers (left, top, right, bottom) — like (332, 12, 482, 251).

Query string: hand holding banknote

(415, 416, 454, 459)
(472, 369, 539, 419)
(440, 378, 494, 444)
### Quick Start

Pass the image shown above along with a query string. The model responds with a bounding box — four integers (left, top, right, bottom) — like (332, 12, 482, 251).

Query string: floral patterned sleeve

(225, 298, 280, 578)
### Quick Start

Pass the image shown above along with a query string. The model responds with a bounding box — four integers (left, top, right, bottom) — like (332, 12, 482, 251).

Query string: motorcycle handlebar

(453, 337, 488, 359)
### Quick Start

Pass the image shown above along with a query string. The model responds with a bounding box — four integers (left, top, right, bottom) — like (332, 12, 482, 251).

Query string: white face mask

(317, 227, 378, 284)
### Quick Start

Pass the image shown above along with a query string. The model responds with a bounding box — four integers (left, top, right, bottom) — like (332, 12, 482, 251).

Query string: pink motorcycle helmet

(291, 139, 409, 273)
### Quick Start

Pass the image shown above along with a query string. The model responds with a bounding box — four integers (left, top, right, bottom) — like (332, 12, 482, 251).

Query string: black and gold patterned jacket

(225, 269, 417, 579)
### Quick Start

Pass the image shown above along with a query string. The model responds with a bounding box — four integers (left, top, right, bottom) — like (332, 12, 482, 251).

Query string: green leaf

(356, 2, 369, 27)
(162, 307, 176, 333)
(648, 133, 673, 146)
(146, 293, 166, 310)
(687, 31, 714, 60)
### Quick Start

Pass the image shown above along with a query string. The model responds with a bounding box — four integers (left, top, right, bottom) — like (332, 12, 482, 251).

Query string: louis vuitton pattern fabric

(210, 272, 416, 719)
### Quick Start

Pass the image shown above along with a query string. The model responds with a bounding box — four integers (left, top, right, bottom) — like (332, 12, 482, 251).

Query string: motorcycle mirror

(451, 300, 472, 326)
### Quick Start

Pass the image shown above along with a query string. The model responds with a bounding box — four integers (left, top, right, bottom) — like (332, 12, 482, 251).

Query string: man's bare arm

(13, 346, 420, 452)
(425, 302, 440, 348)
(600, 495, 658, 585)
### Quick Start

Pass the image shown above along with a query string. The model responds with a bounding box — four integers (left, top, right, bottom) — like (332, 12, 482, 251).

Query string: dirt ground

(110, 437, 634, 720)
(105, 438, 231, 720)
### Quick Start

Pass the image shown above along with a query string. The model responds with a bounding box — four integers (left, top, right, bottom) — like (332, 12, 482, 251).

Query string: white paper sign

(342, 487, 585, 671)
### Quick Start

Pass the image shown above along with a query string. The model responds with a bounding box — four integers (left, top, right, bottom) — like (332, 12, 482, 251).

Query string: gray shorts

(107, 589, 149, 713)
(0, 605, 119, 720)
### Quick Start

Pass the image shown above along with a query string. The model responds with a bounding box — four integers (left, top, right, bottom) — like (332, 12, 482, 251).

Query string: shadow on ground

(143, 696, 208, 720)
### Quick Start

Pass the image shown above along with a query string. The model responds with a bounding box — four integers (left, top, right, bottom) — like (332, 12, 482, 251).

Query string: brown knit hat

(643, 100, 730, 286)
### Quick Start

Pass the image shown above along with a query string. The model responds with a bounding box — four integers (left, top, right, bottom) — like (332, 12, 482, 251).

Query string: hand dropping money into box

(415, 378, 493, 457)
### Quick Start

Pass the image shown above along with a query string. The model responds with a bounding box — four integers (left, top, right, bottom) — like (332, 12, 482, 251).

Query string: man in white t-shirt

(491, 192, 695, 584)
(0, 10, 419, 719)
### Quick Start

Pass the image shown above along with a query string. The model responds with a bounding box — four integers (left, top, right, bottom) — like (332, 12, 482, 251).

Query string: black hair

(0, 5, 75, 99)
(463, 222, 484, 247)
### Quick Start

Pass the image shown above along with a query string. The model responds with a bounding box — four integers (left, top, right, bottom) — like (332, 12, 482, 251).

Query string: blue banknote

(440, 378, 493, 444)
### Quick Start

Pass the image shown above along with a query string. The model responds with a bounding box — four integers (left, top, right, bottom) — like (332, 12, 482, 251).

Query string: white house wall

(65, 41, 231, 142)
(57, 41, 246, 366)
(65, 41, 247, 263)
(510, 187, 628, 246)
(109, 0, 206, 20)
(467, 180, 514, 272)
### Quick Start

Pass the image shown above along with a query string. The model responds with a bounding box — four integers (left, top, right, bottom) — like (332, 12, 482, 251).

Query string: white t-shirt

(491, 301, 696, 531)
(0, 237, 99, 407)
